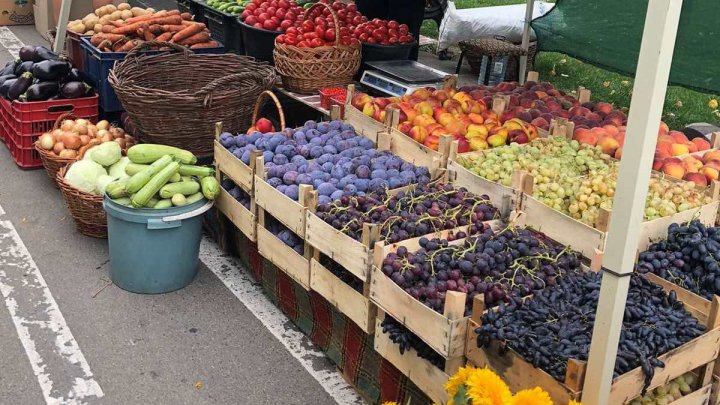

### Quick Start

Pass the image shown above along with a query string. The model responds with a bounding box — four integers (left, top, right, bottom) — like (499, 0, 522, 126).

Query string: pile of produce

(205, 0, 250, 16)
(0, 47, 93, 102)
(475, 272, 705, 389)
(241, 0, 312, 31)
(218, 120, 376, 166)
(65, 142, 130, 195)
(221, 179, 252, 210)
(314, 183, 498, 243)
(636, 220, 720, 300)
(656, 147, 720, 187)
(68, 3, 154, 35)
(380, 226, 582, 314)
(351, 88, 538, 152)
(36, 118, 134, 160)
(101, 144, 219, 208)
(629, 372, 698, 405)
(380, 315, 445, 369)
(88, 9, 219, 52)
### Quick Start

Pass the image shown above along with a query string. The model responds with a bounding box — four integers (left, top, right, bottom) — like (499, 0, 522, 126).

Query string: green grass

(419, 1, 719, 128)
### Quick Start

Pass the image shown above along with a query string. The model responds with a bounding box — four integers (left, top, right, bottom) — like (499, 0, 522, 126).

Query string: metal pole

(581, 0, 684, 404)
(53, 0, 73, 53)
(518, 0, 534, 84)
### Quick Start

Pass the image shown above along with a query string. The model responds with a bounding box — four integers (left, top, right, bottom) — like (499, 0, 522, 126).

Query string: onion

(109, 127, 124, 139)
(96, 120, 110, 131)
(53, 142, 65, 155)
(97, 129, 109, 139)
(52, 129, 64, 141)
(59, 149, 77, 159)
(79, 135, 91, 145)
(74, 123, 88, 135)
(62, 134, 82, 150)
(100, 133, 113, 143)
(115, 138, 127, 149)
(87, 125, 98, 138)
(39, 133, 54, 150)
(61, 120, 75, 132)
(75, 119, 88, 126)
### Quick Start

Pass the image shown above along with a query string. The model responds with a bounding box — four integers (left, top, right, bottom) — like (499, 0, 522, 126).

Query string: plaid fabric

(208, 217, 433, 405)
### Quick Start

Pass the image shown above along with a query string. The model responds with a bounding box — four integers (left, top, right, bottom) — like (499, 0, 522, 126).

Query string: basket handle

(197, 71, 266, 107)
(250, 90, 285, 131)
(303, 2, 340, 46)
(124, 40, 191, 59)
(52, 112, 80, 131)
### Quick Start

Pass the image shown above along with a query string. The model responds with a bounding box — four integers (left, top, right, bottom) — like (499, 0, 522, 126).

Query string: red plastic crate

(7, 132, 42, 169)
(319, 88, 346, 110)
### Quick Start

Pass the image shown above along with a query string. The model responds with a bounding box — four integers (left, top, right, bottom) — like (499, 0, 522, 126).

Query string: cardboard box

(0, 0, 35, 26)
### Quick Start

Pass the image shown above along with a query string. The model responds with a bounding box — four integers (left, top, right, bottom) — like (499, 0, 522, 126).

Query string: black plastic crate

(202, 5, 244, 54)
(176, 0, 206, 23)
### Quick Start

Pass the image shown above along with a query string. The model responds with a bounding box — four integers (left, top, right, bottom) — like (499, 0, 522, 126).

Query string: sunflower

(465, 368, 512, 405)
(445, 366, 476, 397)
(506, 387, 553, 405)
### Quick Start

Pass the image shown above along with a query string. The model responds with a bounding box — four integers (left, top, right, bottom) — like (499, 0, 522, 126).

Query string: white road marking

(199, 237, 364, 405)
(0, 220, 104, 404)
(0, 26, 25, 59)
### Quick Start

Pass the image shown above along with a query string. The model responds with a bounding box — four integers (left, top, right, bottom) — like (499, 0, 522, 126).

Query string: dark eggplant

(14, 61, 33, 76)
(18, 45, 36, 62)
(32, 60, 70, 81)
(0, 78, 17, 98)
(60, 81, 92, 99)
(63, 68, 85, 83)
(8, 72, 33, 100)
(0, 74, 16, 88)
(0, 60, 16, 76)
(24, 82, 59, 101)
(32, 46, 59, 63)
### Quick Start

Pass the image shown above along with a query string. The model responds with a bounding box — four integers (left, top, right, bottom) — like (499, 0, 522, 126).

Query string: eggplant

(63, 68, 85, 83)
(0, 78, 17, 98)
(0, 60, 16, 76)
(60, 81, 92, 99)
(7, 72, 33, 100)
(0, 74, 16, 88)
(14, 61, 33, 76)
(24, 81, 59, 101)
(32, 60, 70, 81)
(31, 46, 59, 63)
(18, 45, 36, 62)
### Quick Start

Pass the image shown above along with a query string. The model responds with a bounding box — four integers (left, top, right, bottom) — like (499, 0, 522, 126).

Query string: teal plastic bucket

(103, 197, 214, 294)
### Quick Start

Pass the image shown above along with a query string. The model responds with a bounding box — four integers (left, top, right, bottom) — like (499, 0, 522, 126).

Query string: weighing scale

(359, 61, 451, 97)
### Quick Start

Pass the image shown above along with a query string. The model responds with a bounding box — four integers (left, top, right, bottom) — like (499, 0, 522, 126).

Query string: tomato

(241, 10, 250, 19)
(302, 20, 314, 32)
(297, 40, 309, 48)
(271, 16, 280, 24)
(254, 22, 263, 28)
(286, 26, 297, 35)
(280, 19, 293, 30)
(263, 19, 278, 30)
(303, 32, 318, 40)
(314, 16, 325, 26)
(257, 12, 269, 22)
(399, 35, 410, 43)
(331, 1, 343, 10)
(339, 27, 349, 36)
(352, 15, 362, 26)
(245, 15, 258, 25)
(388, 37, 398, 45)
(246, 3, 257, 12)
(253, 0, 262, 5)
(315, 25, 325, 38)
(347, 3, 357, 12)
(266, 6, 276, 16)
(358, 32, 368, 42)
(276, 34, 285, 44)
(387, 20, 399, 30)
(270, 0, 278, 7)
(388, 28, 398, 37)
(361, 16, 368, 23)
(278, 0, 289, 9)
(253, 8, 262, 16)
(284, 12, 296, 21)
(366, 36, 377, 44)
(285, 35, 298, 46)
(311, 38, 324, 47)
(372, 29, 386, 41)
(324, 28, 335, 41)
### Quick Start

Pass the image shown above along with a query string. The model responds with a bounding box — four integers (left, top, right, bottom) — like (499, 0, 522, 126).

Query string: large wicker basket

(273, 3, 360, 94)
(108, 41, 276, 156)
(56, 163, 107, 238)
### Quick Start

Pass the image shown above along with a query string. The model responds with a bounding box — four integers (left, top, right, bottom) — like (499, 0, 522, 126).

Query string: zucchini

(106, 178, 129, 199)
(159, 181, 201, 199)
(179, 164, 214, 178)
(112, 197, 132, 206)
(125, 162, 149, 176)
(146, 197, 160, 208)
(201, 176, 220, 200)
(126, 155, 173, 194)
(171, 193, 187, 207)
(127, 144, 197, 165)
(131, 161, 180, 208)
(169, 172, 182, 183)
(154, 199, 173, 209)
(185, 192, 205, 205)
(181, 176, 194, 183)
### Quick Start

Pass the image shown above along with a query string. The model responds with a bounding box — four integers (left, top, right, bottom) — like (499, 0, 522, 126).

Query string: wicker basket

(109, 41, 276, 156)
(248, 90, 286, 133)
(35, 113, 81, 187)
(458, 37, 538, 81)
(273, 3, 360, 94)
(56, 163, 107, 239)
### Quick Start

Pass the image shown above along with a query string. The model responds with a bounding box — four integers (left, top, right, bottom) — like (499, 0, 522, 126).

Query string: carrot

(112, 16, 183, 35)
(178, 31, 210, 46)
(181, 20, 195, 26)
(160, 24, 185, 32)
(124, 10, 167, 25)
(190, 41, 220, 49)
(117, 39, 142, 52)
(101, 25, 115, 33)
(181, 12, 192, 21)
(98, 40, 113, 51)
(109, 20, 124, 28)
(156, 32, 173, 42)
(142, 25, 155, 41)
(166, 10, 182, 16)
(171, 23, 205, 43)
(148, 24, 163, 34)
(91, 33, 125, 46)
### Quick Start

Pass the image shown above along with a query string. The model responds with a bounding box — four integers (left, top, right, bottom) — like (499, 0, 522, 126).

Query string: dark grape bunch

(476, 272, 705, 391)
(636, 220, 720, 299)
(221, 178, 251, 210)
(380, 315, 445, 369)
(318, 254, 364, 293)
(381, 226, 582, 316)
(264, 215, 305, 255)
(315, 183, 499, 243)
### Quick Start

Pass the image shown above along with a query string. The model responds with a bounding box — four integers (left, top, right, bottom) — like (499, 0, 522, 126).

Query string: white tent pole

(581, 0, 684, 404)
(53, 0, 73, 53)
(518, 0, 534, 84)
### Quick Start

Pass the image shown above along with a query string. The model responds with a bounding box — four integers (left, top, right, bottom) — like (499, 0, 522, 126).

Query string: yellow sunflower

(506, 387, 553, 405)
(465, 368, 512, 405)
(445, 366, 476, 397)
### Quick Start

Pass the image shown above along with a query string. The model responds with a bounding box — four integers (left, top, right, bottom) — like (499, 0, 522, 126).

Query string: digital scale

(359, 60, 451, 97)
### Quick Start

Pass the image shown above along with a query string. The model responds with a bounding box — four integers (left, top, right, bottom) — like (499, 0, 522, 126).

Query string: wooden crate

(215, 185, 257, 242)
(343, 84, 391, 144)
(213, 122, 262, 194)
(465, 287, 720, 404)
(373, 310, 459, 404)
(377, 130, 444, 175)
(256, 209, 311, 290)
(447, 158, 523, 212)
(310, 257, 375, 333)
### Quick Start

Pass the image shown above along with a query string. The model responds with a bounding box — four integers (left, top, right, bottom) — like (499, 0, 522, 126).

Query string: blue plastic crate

(80, 37, 226, 112)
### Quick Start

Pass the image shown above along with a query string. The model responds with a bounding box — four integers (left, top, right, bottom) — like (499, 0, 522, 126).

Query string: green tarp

(532, 0, 720, 93)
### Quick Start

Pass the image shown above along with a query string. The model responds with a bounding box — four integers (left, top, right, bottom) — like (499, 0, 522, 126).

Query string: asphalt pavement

(0, 23, 360, 405)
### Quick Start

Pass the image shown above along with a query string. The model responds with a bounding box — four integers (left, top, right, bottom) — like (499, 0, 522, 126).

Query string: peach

(669, 131, 689, 144)
(703, 150, 720, 163)
(351, 93, 372, 110)
(438, 112, 455, 127)
(687, 142, 698, 153)
(432, 107, 447, 122)
(469, 138, 489, 151)
(597, 136, 620, 155)
(444, 120, 467, 136)
(603, 115, 624, 127)
(531, 117, 550, 130)
(683, 156, 704, 173)
(362, 102, 378, 118)
(452, 91, 471, 105)
(683, 172, 708, 187)
(487, 134, 507, 148)
(410, 88, 431, 101)
(655, 149, 671, 159)
(467, 124, 488, 137)
(692, 137, 712, 151)
(603, 125, 620, 137)
(671, 143, 690, 156)
(594, 102, 614, 116)
(397, 121, 413, 135)
(464, 100, 484, 114)
(658, 134, 675, 144)
(658, 121, 670, 136)
(430, 89, 450, 103)
(499, 111, 516, 124)
(615, 147, 623, 160)
(468, 113, 484, 125)
(503, 118, 525, 131)
(412, 114, 435, 128)
(373, 109, 386, 123)
(700, 165, 720, 181)
(423, 134, 440, 150)
(442, 99, 463, 114)
(662, 158, 686, 178)
(397, 102, 417, 123)
(482, 110, 499, 121)
(652, 157, 664, 171)
(509, 130, 529, 144)
(456, 138, 471, 153)
(409, 126, 428, 144)
(415, 101, 433, 116)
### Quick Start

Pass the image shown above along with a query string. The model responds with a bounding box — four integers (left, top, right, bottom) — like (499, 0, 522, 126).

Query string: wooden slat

(305, 211, 371, 282)
(388, 127, 449, 170)
(447, 160, 519, 209)
(374, 313, 453, 404)
(256, 226, 310, 290)
(215, 187, 256, 242)
(214, 140, 254, 193)
(668, 383, 712, 405)
(254, 175, 308, 237)
(637, 201, 720, 251)
(310, 259, 375, 333)
(369, 266, 467, 358)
